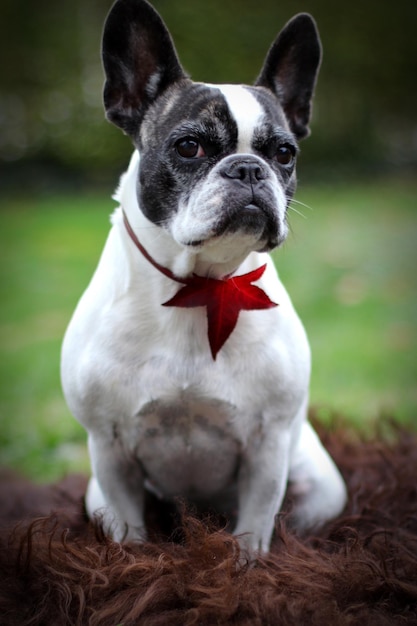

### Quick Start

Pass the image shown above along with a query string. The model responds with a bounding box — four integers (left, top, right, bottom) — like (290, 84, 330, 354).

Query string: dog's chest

(124, 390, 243, 500)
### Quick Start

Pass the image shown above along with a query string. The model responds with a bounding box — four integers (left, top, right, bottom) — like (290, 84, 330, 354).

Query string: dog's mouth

(214, 200, 281, 249)
(182, 203, 282, 252)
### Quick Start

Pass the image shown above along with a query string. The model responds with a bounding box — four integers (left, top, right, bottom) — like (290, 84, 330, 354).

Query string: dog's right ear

(102, 0, 186, 135)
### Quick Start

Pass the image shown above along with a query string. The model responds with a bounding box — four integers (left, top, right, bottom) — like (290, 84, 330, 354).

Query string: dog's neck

(114, 151, 263, 281)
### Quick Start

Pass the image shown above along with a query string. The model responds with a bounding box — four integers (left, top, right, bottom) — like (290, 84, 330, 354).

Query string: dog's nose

(221, 159, 268, 185)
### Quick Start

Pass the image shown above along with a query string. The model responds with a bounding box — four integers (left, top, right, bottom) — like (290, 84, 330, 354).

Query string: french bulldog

(61, 0, 347, 553)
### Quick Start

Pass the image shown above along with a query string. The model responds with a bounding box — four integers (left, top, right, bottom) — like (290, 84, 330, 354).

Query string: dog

(61, 0, 347, 554)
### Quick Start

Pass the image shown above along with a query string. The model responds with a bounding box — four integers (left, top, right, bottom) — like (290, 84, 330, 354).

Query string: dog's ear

(255, 14, 322, 140)
(102, 0, 186, 135)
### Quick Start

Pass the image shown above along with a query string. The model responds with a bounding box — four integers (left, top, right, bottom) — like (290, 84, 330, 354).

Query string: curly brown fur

(1, 422, 417, 625)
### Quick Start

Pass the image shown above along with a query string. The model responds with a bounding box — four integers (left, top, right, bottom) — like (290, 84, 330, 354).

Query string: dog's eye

(276, 145, 295, 166)
(175, 138, 205, 159)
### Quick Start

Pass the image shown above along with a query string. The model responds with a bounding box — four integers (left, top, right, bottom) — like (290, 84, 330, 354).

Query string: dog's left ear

(102, 0, 187, 136)
(255, 13, 322, 140)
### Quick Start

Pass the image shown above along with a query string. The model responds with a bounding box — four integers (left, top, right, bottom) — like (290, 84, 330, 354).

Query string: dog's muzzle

(216, 156, 281, 248)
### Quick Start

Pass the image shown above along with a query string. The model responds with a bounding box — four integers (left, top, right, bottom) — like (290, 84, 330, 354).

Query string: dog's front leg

(86, 434, 147, 543)
(234, 425, 292, 554)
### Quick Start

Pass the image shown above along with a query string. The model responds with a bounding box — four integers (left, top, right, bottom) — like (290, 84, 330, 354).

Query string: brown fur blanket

(1, 420, 416, 625)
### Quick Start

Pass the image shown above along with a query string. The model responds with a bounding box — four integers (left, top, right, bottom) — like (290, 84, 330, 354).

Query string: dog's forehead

(144, 82, 288, 149)
(194, 83, 287, 139)
(213, 84, 268, 152)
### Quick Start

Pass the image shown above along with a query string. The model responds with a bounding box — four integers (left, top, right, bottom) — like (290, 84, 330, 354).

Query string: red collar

(123, 211, 278, 359)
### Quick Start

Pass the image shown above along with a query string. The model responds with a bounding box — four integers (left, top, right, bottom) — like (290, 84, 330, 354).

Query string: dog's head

(102, 0, 321, 265)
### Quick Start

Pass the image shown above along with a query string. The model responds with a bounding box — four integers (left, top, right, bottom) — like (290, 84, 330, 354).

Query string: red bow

(123, 212, 278, 359)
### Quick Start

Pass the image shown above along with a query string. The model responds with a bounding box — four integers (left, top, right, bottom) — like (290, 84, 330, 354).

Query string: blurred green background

(0, 0, 416, 480)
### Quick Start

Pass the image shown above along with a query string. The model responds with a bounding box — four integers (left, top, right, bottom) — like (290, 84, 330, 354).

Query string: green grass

(0, 179, 416, 481)
(277, 180, 416, 427)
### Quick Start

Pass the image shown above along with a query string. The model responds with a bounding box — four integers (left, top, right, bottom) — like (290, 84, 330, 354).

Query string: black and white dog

(61, 0, 346, 553)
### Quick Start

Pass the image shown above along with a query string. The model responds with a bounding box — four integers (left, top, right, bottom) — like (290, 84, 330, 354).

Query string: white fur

(61, 147, 346, 553)
(216, 84, 263, 153)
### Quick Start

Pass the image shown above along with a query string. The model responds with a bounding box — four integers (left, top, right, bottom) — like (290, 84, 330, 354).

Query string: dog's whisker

(134, 225, 166, 246)
(150, 231, 166, 244)
(291, 199, 314, 214)
(288, 204, 307, 219)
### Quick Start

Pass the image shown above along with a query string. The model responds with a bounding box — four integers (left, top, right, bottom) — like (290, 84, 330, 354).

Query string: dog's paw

(234, 530, 271, 562)
(110, 520, 147, 544)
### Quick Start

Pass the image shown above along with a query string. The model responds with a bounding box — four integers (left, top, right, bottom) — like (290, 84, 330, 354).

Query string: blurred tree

(0, 0, 416, 188)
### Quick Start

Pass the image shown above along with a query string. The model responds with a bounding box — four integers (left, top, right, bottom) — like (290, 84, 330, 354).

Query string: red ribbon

(123, 212, 278, 359)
